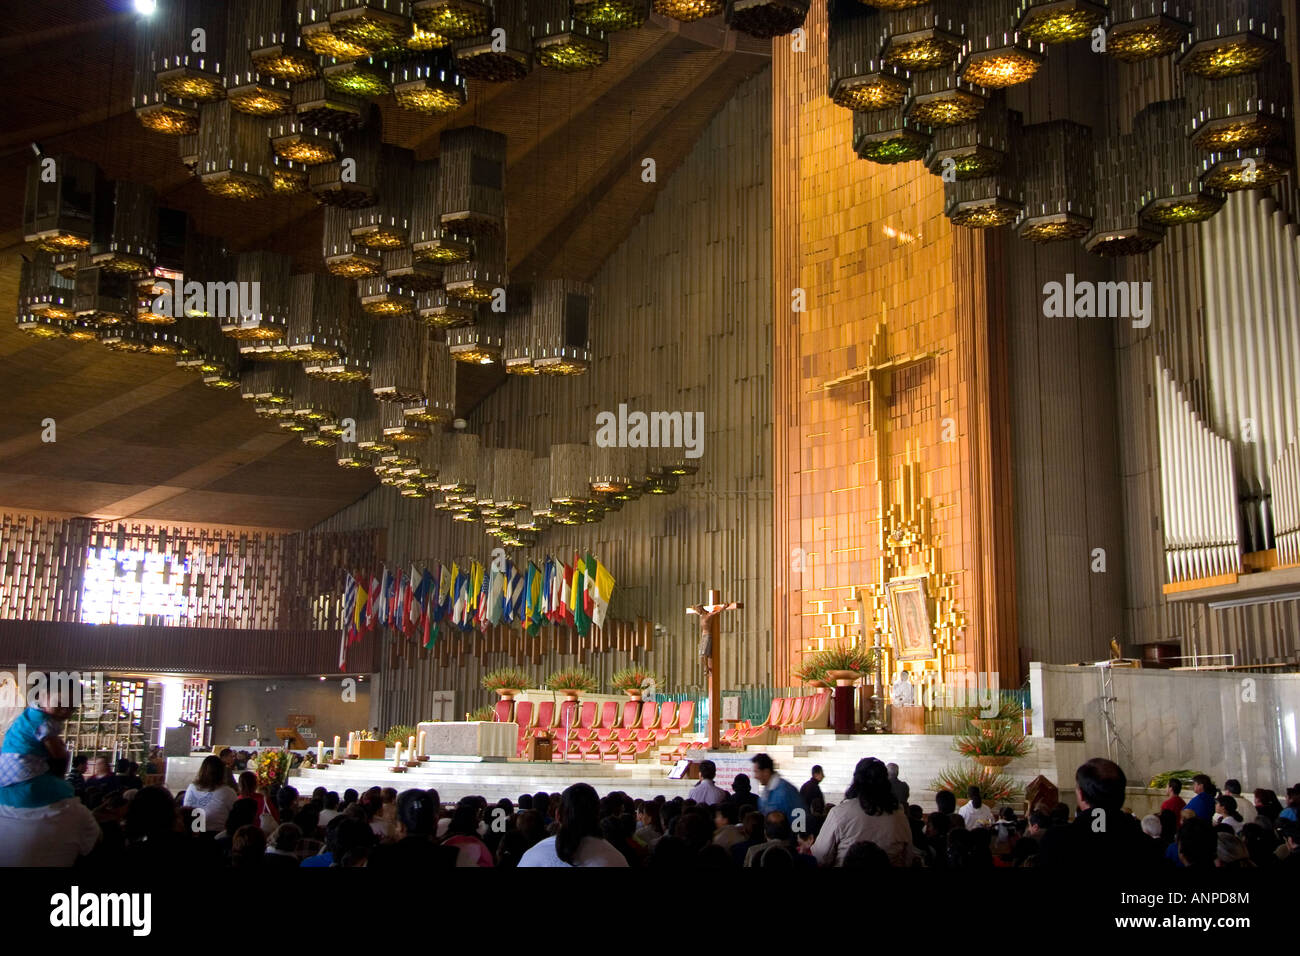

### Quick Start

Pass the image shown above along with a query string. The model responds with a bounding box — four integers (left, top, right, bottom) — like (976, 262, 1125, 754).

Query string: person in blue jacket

(751, 753, 806, 820)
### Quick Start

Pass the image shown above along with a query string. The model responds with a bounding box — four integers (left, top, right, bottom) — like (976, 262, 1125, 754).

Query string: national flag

(405, 564, 421, 636)
(350, 573, 367, 645)
(375, 566, 391, 628)
(365, 572, 380, 631)
(589, 555, 615, 629)
(486, 567, 505, 626)
(571, 555, 591, 637)
(541, 557, 554, 622)
(558, 560, 572, 625)
(452, 564, 468, 629)
(504, 561, 523, 626)
(340, 572, 357, 670)
(387, 567, 403, 629)
(475, 563, 491, 631)
(527, 562, 544, 636)
(414, 568, 434, 647)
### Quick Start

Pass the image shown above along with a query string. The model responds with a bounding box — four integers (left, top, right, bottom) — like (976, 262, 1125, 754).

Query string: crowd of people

(3, 694, 1298, 868)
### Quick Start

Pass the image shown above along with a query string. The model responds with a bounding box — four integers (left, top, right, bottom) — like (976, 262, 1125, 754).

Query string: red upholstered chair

(558, 699, 579, 732)
(634, 701, 659, 739)
(613, 700, 641, 741)
(762, 698, 783, 728)
(593, 701, 620, 740)
(657, 700, 677, 731)
(616, 739, 637, 762)
(597, 738, 621, 760)
(532, 700, 555, 737)
(513, 701, 534, 757)
(674, 700, 695, 734)
(493, 699, 513, 723)
(804, 692, 831, 729)
(774, 697, 796, 727)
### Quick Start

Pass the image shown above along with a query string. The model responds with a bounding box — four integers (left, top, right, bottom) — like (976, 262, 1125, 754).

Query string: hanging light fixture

(1201, 144, 1292, 190)
(358, 275, 416, 315)
(250, 0, 319, 80)
(294, 77, 368, 132)
(589, 445, 635, 495)
(1176, 0, 1281, 79)
(1016, 119, 1095, 241)
(412, 0, 492, 38)
(222, 251, 292, 340)
(1105, 0, 1191, 61)
(926, 91, 1010, 181)
(300, 0, 372, 59)
(384, 248, 442, 292)
(311, 133, 381, 208)
(196, 101, 272, 199)
(323, 206, 383, 276)
(444, 231, 508, 303)
(945, 171, 1024, 228)
(533, 0, 610, 71)
(1185, 61, 1289, 152)
(652, 0, 724, 22)
(23, 156, 97, 253)
(455, 2, 532, 81)
(351, 146, 414, 248)
(438, 432, 482, 492)
(959, 0, 1045, 88)
(133, 10, 199, 134)
(330, 0, 413, 52)
(1135, 99, 1223, 225)
(502, 283, 539, 374)
(73, 262, 135, 326)
(828, 1, 908, 112)
(302, 295, 372, 380)
(530, 278, 592, 375)
(270, 116, 340, 165)
(1083, 129, 1164, 255)
(322, 54, 395, 95)
(853, 107, 933, 164)
(270, 154, 310, 193)
(15, 309, 69, 340)
(411, 160, 473, 263)
(355, 398, 397, 453)
(1016, 0, 1107, 45)
(381, 400, 431, 443)
(491, 449, 534, 510)
(226, 3, 293, 115)
(286, 272, 353, 360)
(549, 444, 593, 506)
(24, 252, 76, 321)
(155, 0, 228, 103)
(882, 1, 964, 72)
(438, 126, 507, 236)
(403, 338, 456, 423)
(574, 0, 651, 31)
(905, 70, 987, 127)
(418, 290, 476, 328)
(725, 0, 809, 37)
(447, 314, 504, 364)
(392, 53, 467, 113)
(89, 181, 157, 276)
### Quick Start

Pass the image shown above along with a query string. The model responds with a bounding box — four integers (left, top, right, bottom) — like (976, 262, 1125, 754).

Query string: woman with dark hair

(368, 789, 457, 868)
(634, 800, 663, 849)
(182, 755, 237, 834)
(1254, 789, 1284, 828)
(810, 757, 915, 867)
(443, 797, 494, 866)
(237, 771, 275, 830)
(518, 783, 628, 867)
(958, 786, 995, 828)
(1214, 794, 1245, 834)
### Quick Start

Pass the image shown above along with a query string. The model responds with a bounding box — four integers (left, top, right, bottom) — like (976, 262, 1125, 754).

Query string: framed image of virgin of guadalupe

(886, 576, 936, 662)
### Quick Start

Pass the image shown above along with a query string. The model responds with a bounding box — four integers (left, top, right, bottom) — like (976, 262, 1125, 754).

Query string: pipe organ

(1270, 443, 1300, 569)
(1155, 358, 1240, 584)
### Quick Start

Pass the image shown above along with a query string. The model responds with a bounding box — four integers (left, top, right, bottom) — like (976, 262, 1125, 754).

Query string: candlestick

(408, 734, 415, 759)
(393, 741, 402, 767)
(417, 729, 425, 755)
(317, 740, 324, 764)
(334, 734, 340, 757)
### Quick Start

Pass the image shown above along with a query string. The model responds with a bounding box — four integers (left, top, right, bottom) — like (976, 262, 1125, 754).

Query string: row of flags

(338, 553, 615, 670)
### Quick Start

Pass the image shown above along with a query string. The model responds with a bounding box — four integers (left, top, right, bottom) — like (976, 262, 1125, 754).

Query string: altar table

(416, 721, 516, 758)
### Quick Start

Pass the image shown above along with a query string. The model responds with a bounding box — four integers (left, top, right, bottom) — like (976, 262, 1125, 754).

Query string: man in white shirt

(1221, 780, 1257, 825)
(687, 760, 729, 806)
(0, 797, 100, 866)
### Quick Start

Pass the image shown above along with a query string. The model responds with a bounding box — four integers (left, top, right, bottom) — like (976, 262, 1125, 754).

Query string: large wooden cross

(687, 588, 743, 749)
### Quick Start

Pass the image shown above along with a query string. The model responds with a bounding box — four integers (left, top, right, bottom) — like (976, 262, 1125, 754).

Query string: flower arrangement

(955, 696, 1025, 725)
(952, 723, 1033, 759)
(929, 764, 1023, 804)
(545, 667, 599, 693)
(479, 666, 532, 693)
(384, 724, 416, 745)
(610, 667, 664, 693)
(811, 644, 876, 675)
(792, 661, 828, 685)
(255, 749, 290, 788)
(1148, 769, 1209, 790)
(467, 705, 496, 722)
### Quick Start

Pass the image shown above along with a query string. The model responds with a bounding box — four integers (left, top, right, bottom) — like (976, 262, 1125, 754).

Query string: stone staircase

(288, 732, 1058, 809)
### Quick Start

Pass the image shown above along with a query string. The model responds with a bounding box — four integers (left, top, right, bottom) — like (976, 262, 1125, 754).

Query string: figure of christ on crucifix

(686, 588, 743, 750)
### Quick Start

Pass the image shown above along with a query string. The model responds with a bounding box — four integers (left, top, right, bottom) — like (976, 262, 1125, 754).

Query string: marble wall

(1030, 662, 1300, 792)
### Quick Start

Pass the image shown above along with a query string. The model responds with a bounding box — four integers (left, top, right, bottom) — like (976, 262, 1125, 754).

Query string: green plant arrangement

(811, 644, 876, 676)
(610, 666, 664, 694)
(952, 722, 1033, 760)
(792, 661, 828, 685)
(1148, 769, 1209, 790)
(929, 763, 1023, 804)
(467, 705, 496, 722)
(479, 666, 532, 693)
(545, 667, 599, 693)
(955, 696, 1025, 724)
(383, 724, 416, 745)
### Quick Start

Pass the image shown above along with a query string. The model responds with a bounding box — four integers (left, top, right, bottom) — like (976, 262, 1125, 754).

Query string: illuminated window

(80, 548, 190, 626)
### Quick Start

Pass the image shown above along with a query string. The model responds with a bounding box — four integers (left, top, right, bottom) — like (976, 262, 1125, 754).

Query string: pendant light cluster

(832, 0, 1295, 256)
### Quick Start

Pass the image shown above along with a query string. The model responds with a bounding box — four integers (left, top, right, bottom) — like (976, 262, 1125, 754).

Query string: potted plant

(466, 705, 495, 722)
(255, 749, 290, 789)
(383, 724, 416, 746)
(546, 667, 599, 701)
(952, 722, 1032, 768)
(610, 667, 664, 700)
(813, 644, 876, 686)
(928, 763, 1023, 805)
(792, 661, 829, 689)
(479, 666, 532, 700)
(965, 697, 1025, 736)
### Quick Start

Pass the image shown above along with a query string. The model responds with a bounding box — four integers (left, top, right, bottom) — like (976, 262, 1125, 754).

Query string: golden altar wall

(771, 3, 1018, 692)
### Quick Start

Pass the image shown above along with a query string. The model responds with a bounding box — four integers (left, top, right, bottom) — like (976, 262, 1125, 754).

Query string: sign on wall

(1052, 719, 1085, 742)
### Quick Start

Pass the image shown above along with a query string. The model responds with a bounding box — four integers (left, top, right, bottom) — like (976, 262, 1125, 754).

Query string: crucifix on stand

(687, 588, 742, 750)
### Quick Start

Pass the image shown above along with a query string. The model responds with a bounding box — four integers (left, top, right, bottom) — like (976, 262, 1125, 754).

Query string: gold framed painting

(886, 575, 936, 661)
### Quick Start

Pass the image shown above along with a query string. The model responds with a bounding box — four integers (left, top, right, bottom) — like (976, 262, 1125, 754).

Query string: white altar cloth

(417, 721, 516, 758)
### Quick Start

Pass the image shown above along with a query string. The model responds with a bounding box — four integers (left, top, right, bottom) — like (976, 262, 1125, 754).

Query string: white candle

(407, 735, 415, 761)
(393, 741, 402, 767)
(417, 729, 425, 756)
(333, 735, 340, 760)
(317, 740, 324, 764)
(346, 732, 354, 758)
